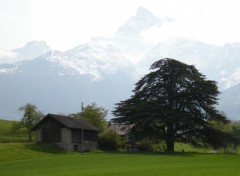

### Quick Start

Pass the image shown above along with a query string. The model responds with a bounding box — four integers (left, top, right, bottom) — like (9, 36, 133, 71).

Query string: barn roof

(107, 124, 134, 136)
(32, 113, 99, 131)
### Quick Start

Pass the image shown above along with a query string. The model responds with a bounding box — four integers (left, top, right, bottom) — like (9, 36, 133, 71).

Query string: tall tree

(71, 102, 108, 132)
(18, 103, 44, 141)
(113, 58, 233, 152)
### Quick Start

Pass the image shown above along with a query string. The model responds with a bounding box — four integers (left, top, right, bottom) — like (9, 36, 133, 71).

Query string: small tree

(71, 102, 108, 132)
(18, 103, 44, 141)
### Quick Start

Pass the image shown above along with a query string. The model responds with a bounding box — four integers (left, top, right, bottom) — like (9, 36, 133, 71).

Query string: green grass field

(0, 119, 30, 142)
(0, 143, 239, 176)
(0, 119, 239, 176)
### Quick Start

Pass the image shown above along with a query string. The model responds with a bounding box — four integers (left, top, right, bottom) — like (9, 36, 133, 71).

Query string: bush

(137, 139, 155, 152)
(98, 131, 123, 151)
(137, 139, 166, 152)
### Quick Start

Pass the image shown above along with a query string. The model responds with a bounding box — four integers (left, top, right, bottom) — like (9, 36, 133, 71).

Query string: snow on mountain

(43, 40, 136, 81)
(0, 48, 17, 63)
(12, 40, 51, 60)
(0, 40, 136, 120)
(113, 6, 173, 61)
(139, 39, 215, 69)
(0, 41, 51, 64)
(115, 6, 172, 39)
(0, 65, 18, 74)
(138, 39, 240, 90)
(210, 43, 240, 89)
(1, 6, 240, 120)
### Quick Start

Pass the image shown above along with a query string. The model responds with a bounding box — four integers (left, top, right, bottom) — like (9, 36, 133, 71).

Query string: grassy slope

(0, 143, 66, 162)
(0, 119, 239, 176)
(0, 119, 30, 142)
(0, 143, 239, 176)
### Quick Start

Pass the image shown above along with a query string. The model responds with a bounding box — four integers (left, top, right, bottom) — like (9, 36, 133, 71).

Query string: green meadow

(0, 119, 30, 143)
(0, 143, 239, 176)
(0, 119, 239, 176)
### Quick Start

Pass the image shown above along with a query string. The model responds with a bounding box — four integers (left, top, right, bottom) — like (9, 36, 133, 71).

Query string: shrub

(137, 139, 166, 152)
(98, 131, 123, 151)
(137, 139, 155, 152)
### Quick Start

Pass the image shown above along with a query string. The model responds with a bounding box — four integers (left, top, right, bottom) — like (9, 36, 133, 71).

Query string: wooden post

(81, 127, 84, 154)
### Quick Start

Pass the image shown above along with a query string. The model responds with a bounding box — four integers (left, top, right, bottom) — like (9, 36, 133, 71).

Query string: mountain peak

(115, 6, 173, 39)
(24, 40, 50, 49)
(11, 40, 51, 62)
(136, 6, 154, 19)
(0, 41, 51, 64)
(13, 40, 51, 53)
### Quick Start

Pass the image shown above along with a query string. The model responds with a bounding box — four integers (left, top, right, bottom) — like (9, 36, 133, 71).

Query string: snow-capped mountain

(115, 6, 172, 39)
(61, 40, 136, 80)
(112, 6, 173, 61)
(0, 48, 16, 63)
(0, 40, 136, 119)
(0, 41, 51, 64)
(0, 6, 240, 120)
(138, 39, 240, 90)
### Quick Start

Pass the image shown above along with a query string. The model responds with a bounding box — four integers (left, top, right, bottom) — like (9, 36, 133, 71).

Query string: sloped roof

(107, 124, 134, 136)
(33, 113, 99, 131)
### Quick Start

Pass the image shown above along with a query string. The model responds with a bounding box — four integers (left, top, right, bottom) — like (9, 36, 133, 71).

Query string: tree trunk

(166, 124, 175, 152)
(166, 139, 174, 152)
(29, 130, 32, 142)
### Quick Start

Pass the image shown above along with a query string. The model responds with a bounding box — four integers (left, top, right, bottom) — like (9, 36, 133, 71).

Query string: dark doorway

(74, 145, 79, 151)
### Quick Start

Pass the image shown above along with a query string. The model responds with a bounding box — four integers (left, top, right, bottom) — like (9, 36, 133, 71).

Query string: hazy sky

(0, 0, 240, 51)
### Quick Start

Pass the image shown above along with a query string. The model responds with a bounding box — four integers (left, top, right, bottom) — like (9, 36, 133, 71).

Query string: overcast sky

(0, 0, 240, 51)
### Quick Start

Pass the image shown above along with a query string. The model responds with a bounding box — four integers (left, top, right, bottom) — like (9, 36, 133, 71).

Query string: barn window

(71, 129, 83, 144)
(84, 130, 98, 141)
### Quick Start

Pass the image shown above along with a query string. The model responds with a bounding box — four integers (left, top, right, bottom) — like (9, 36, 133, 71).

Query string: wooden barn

(32, 113, 99, 151)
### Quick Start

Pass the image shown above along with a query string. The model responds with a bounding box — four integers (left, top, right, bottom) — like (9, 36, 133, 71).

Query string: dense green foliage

(98, 130, 124, 150)
(71, 102, 108, 132)
(18, 103, 44, 141)
(211, 120, 240, 152)
(0, 143, 239, 176)
(113, 58, 234, 152)
(136, 139, 164, 152)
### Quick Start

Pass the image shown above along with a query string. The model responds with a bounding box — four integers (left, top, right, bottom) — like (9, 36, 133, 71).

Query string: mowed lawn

(0, 143, 239, 176)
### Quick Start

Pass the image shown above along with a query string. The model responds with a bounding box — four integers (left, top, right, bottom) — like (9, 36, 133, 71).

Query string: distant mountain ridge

(0, 40, 136, 119)
(0, 40, 51, 65)
(138, 39, 240, 90)
(218, 83, 240, 120)
(0, 7, 240, 120)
